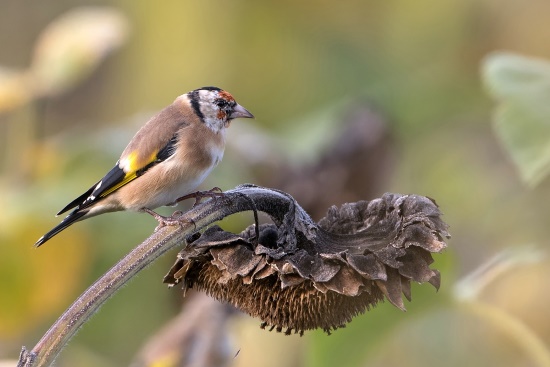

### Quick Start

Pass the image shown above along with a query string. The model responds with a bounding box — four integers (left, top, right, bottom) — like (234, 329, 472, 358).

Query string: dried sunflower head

(164, 193, 449, 335)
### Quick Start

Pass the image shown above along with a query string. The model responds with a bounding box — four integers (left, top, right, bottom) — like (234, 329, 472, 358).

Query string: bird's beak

(229, 104, 254, 119)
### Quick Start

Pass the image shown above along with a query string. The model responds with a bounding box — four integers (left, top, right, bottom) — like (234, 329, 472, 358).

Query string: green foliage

(483, 52, 550, 187)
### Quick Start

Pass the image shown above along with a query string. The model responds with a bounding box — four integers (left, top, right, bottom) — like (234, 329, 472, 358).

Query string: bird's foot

(140, 208, 195, 231)
(175, 187, 226, 207)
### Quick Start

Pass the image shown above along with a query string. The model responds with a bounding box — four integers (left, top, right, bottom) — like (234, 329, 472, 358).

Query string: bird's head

(188, 86, 254, 131)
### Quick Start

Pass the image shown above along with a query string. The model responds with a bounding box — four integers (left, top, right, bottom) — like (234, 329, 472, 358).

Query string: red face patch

(217, 110, 227, 120)
(218, 90, 235, 102)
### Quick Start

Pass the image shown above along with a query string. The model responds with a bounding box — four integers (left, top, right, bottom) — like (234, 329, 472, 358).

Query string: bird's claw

(140, 188, 226, 230)
(140, 208, 195, 231)
(175, 187, 226, 207)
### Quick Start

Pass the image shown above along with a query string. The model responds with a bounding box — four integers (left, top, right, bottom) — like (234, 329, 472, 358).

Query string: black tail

(35, 209, 88, 247)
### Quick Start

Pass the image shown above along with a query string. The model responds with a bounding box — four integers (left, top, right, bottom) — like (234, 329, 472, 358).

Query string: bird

(35, 86, 254, 247)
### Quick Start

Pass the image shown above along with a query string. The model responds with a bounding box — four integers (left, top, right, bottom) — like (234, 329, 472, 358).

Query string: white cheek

(203, 117, 224, 133)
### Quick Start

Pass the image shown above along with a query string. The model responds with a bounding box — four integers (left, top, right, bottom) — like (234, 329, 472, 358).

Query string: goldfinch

(35, 86, 253, 247)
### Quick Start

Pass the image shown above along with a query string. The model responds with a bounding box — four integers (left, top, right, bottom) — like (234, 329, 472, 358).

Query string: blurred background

(2, 1, 550, 366)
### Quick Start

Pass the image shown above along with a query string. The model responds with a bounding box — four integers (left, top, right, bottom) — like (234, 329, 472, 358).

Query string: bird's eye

(215, 98, 229, 108)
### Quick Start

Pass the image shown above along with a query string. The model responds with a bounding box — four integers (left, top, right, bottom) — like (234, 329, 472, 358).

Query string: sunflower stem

(17, 185, 291, 367)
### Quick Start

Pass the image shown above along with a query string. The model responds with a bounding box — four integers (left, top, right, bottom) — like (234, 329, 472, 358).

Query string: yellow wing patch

(99, 150, 158, 198)
(121, 151, 156, 172)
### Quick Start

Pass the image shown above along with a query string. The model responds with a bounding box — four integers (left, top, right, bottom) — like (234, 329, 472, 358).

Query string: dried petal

(347, 253, 387, 280)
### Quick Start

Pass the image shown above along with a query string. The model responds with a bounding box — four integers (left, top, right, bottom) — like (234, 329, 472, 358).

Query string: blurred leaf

(30, 6, 129, 97)
(483, 52, 550, 187)
(0, 66, 31, 114)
